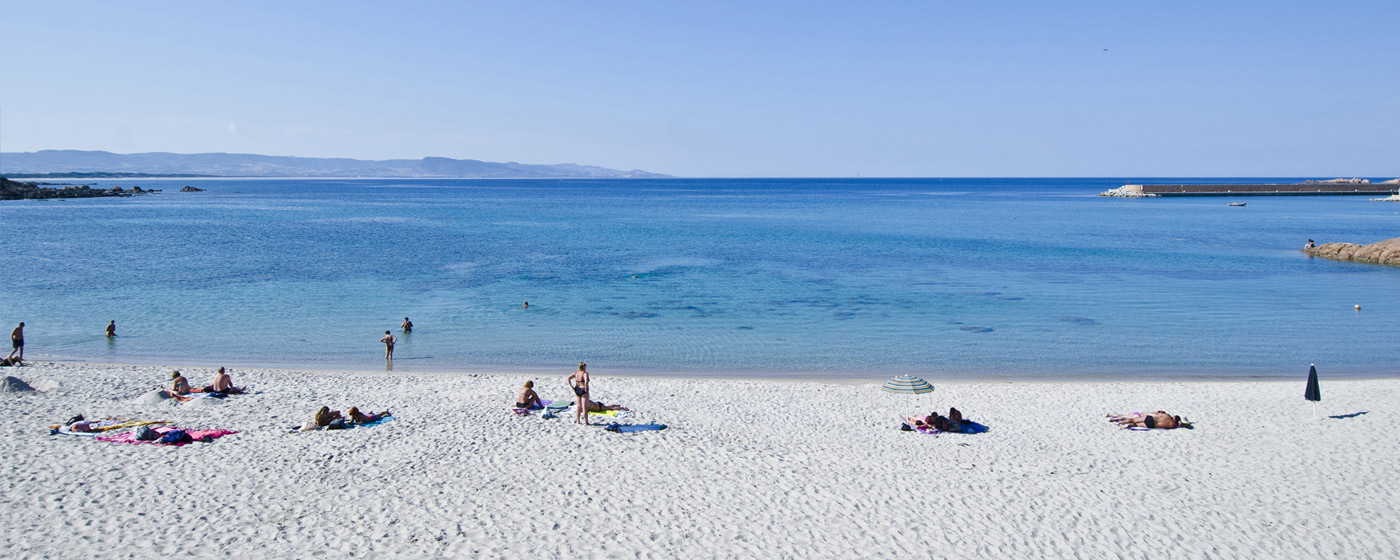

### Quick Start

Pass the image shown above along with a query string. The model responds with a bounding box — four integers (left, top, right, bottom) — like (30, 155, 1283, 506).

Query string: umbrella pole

(1312, 401, 1317, 421)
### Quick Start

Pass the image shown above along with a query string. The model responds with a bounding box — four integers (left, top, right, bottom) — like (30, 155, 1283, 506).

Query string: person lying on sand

(903, 407, 964, 432)
(585, 400, 629, 413)
(0, 356, 20, 367)
(1107, 411, 1180, 429)
(348, 407, 391, 424)
(314, 406, 344, 428)
(515, 380, 543, 409)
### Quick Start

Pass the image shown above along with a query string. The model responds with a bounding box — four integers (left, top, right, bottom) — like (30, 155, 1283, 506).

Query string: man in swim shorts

(380, 330, 396, 359)
(7, 322, 23, 361)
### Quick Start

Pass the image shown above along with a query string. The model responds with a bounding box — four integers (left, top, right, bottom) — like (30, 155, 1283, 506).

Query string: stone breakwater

(1303, 237, 1400, 267)
(1101, 182, 1400, 197)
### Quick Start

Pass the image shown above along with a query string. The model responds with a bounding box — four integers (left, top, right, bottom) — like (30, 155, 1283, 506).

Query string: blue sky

(2, 1, 1396, 177)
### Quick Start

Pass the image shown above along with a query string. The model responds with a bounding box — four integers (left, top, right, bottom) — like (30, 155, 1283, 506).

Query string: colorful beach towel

(97, 426, 237, 446)
(587, 409, 629, 418)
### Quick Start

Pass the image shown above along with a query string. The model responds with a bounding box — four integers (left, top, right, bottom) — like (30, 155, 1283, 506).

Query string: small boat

(1227, 202, 1247, 207)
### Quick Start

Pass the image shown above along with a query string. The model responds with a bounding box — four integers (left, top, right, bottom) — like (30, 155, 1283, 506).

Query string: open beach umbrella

(1304, 364, 1321, 419)
(881, 374, 933, 394)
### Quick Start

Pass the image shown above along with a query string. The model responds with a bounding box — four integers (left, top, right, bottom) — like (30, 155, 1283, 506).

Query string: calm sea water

(1, 178, 1396, 380)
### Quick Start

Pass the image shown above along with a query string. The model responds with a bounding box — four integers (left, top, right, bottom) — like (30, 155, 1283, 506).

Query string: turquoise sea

(1, 178, 1397, 380)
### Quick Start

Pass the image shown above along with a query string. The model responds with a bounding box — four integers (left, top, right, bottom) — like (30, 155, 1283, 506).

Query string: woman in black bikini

(515, 380, 543, 410)
(567, 362, 590, 425)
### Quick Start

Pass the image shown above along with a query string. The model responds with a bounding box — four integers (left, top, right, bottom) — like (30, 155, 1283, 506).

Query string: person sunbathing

(314, 406, 344, 427)
(163, 371, 191, 397)
(347, 407, 391, 424)
(199, 367, 243, 394)
(515, 380, 543, 409)
(585, 400, 629, 413)
(1107, 411, 1181, 429)
(903, 407, 964, 431)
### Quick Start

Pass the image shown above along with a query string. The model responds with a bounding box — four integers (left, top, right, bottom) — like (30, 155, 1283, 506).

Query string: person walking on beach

(380, 330, 397, 360)
(7, 322, 23, 362)
(567, 362, 591, 425)
(105, 320, 117, 338)
(400, 317, 413, 333)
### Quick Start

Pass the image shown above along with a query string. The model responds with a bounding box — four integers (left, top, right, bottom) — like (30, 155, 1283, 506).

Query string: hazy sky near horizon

(2, 1, 1396, 177)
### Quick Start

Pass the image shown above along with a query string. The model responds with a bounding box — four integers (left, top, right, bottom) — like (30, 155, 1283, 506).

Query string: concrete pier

(1103, 183, 1398, 197)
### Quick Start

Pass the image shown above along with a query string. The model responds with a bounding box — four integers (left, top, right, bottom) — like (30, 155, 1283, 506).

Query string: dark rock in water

(1059, 316, 1099, 326)
(180, 186, 206, 192)
(959, 326, 994, 333)
(1, 177, 148, 200)
(0, 376, 35, 392)
(1303, 237, 1400, 267)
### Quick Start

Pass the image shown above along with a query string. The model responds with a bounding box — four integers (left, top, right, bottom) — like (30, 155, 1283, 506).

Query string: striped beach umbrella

(881, 374, 933, 394)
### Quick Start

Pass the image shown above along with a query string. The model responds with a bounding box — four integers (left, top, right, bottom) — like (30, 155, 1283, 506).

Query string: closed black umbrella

(1305, 364, 1321, 419)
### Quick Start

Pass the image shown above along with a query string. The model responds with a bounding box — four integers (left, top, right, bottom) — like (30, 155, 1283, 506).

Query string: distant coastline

(0, 171, 216, 179)
(0, 149, 669, 179)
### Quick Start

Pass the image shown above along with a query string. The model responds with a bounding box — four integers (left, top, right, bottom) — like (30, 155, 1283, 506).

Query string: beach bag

(134, 426, 159, 441)
(156, 430, 192, 444)
(326, 419, 347, 430)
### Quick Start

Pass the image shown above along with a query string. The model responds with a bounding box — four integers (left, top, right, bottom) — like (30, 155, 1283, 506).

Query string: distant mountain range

(0, 150, 669, 179)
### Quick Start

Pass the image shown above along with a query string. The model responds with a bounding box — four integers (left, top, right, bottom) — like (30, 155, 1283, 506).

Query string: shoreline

(3, 361, 1396, 557)
(25, 356, 1400, 383)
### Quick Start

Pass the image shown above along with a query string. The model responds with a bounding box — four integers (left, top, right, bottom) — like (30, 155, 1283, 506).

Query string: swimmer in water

(105, 320, 116, 338)
(380, 330, 396, 360)
(400, 317, 412, 333)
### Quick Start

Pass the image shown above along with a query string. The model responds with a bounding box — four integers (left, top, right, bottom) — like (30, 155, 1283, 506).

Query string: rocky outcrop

(1303, 237, 1400, 267)
(179, 186, 205, 192)
(1379, 178, 1400, 185)
(1, 177, 156, 200)
(1099, 185, 1152, 197)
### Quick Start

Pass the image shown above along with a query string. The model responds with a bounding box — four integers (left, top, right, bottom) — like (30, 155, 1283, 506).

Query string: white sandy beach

(2, 361, 1397, 558)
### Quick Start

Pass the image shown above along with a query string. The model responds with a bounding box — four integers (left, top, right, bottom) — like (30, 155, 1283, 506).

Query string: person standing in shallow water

(7, 322, 23, 362)
(567, 362, 591, 425)
(380, 330, 396, 360)
(105, 320, 116, 338)
(400, 317, 412, 333)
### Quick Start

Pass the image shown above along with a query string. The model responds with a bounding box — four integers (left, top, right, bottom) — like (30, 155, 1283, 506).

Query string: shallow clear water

(1, 178, 1396, 379)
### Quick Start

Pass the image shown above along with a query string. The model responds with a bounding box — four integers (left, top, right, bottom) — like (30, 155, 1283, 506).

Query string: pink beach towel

(97, 426, 238, 446)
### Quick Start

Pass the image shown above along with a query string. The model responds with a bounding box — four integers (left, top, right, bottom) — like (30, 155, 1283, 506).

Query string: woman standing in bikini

(567, 362, 591, 425)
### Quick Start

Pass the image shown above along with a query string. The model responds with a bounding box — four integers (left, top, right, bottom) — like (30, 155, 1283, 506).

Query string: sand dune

(2, 362, 1396, 558)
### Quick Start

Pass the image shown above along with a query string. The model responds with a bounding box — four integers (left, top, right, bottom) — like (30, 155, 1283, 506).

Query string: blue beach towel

(604, 422, 667, 433)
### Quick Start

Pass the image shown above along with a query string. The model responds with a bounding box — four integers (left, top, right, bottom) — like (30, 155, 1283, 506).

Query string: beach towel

(97, 426, 237, 446)
(512, 400, 554, 415)
(603, 422, 666, 433)
(293, 415, 395, 432)
(587, 409, 629, 418)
